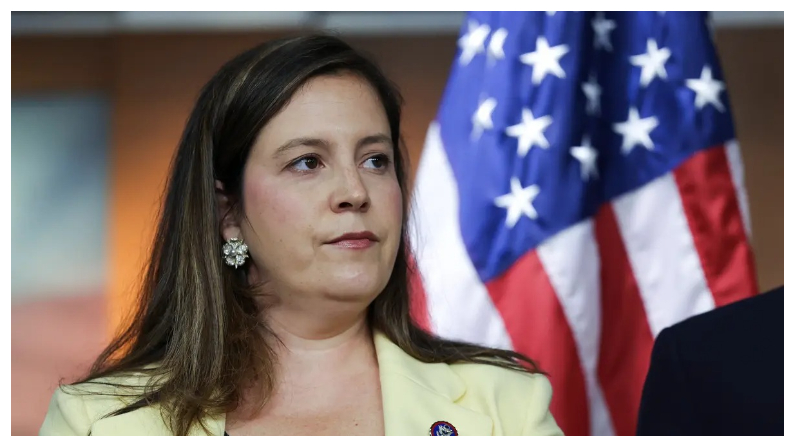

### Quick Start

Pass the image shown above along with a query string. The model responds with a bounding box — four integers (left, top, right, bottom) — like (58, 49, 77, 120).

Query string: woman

(39, 34, 563, 436)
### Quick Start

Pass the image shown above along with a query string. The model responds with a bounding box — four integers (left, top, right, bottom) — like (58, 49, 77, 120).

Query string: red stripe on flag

(407, 254, 432, 333)
(486, 250, 590, 436)
(673, 145, 759, 307)
(594, 205, 655, 436)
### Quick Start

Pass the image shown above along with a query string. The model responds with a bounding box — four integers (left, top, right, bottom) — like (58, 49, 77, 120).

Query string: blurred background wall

(10, 11, 783, 435)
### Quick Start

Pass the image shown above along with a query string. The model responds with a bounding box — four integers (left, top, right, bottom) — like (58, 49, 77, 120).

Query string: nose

(330, 166, 370, 213)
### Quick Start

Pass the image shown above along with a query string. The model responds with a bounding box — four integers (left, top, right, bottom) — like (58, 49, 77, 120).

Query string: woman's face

(229, 73, 403, 309)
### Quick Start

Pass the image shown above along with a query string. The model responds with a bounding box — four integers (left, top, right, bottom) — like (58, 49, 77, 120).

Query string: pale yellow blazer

(39, 331, 563, 436)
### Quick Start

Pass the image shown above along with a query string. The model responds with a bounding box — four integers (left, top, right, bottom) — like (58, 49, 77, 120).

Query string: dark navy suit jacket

(636, 286, 783, 435)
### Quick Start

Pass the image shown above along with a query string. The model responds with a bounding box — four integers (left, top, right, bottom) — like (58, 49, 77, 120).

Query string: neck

(265, 306, 378, 388)
(266, 307, 372, 352)
(229, 297, 379, 423)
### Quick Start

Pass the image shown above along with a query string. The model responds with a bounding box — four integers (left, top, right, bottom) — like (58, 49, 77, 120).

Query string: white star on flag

(570, 136, 599, 180)
(458, 20, 491, 66)
(520, 37, 570, 84)
(471, 97, 498, 140)
(613, 107, 659, 154)
(505, 108, 553, 157)
(686, 65, 726, 112)
(630, 39, 671, 87)
(582, 74, 602, 115)
(592, 12, 616, 51)
(494, 177, 540, 228)
(487, 28, 508, 63)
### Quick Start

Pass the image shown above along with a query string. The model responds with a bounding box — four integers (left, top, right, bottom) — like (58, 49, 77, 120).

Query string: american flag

(408, 11, 759, 435)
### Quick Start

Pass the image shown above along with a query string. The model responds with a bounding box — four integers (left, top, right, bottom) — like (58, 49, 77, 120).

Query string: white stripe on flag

(612, 173, 715, 336)
(724, 140, 753, 239)
(409, 122, 513, 350)
(537, 220, 615, 436)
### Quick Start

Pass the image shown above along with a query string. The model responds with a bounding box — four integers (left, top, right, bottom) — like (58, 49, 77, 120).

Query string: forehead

(260, 73, 390, 138)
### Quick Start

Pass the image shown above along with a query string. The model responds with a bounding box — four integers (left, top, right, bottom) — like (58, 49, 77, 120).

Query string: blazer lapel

(374, 332, 493, 436)
(90, 404, 226, 436)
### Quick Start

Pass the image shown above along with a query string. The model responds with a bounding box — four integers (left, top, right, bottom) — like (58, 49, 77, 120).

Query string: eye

(290, 155, 322, 171)
(363, 154, 390, 170)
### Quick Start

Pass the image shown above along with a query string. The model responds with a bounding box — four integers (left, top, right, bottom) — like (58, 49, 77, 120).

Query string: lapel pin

(429, 421, 458, 436)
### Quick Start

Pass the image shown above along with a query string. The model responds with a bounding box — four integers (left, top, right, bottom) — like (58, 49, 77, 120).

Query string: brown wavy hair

(69, 34, 542, 436)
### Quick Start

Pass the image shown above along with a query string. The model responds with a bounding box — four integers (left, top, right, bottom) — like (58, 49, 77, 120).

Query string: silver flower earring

(222, 237, 249, 269)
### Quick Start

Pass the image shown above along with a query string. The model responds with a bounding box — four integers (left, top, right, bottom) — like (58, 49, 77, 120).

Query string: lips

(326, 231, 379, 244)
(326, 231, 379, 249)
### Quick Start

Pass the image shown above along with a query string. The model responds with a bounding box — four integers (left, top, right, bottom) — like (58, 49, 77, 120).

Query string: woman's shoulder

(449, 360, 551, 393)
(448, 362, 562, 435)
(39, 369, 159, 435)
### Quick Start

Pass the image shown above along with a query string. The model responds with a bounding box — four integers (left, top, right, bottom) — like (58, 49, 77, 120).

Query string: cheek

(246, 181, 284, 226)
(388, 184, 403, 222)
(380, 180, 404, 232)
(243, 178, 314, 245)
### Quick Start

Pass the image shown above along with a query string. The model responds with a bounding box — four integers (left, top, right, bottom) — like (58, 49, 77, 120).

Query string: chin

(324, 268, 389, 301)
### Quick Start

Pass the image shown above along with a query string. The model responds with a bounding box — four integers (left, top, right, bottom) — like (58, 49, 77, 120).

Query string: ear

(215, 180, 241, 241)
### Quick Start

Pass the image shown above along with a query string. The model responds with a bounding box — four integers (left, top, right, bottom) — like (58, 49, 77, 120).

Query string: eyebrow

(272, 133, 393, 159)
